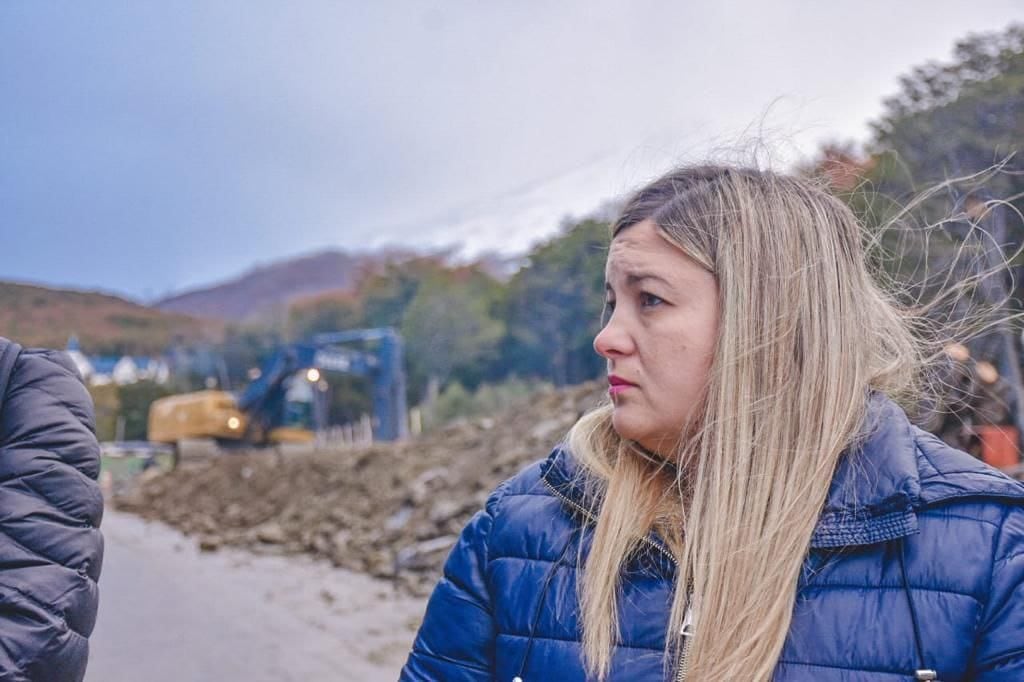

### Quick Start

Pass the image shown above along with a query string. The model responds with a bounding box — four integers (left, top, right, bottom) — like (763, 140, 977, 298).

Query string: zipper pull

(680, 605, 695, 637)
(676, 605, 696, 682)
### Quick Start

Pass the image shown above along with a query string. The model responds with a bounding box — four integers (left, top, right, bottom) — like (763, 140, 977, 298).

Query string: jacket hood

(541, 392, 1024, 550)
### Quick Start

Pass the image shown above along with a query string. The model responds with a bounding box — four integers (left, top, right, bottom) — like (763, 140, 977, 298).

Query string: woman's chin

(610, 411, 647, 443)
(611, 413, 679, 456)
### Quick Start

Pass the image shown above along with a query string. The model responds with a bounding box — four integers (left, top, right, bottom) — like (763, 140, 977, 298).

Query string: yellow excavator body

(265, 426, 316, 444)
(148, 390, 316, 448)
(148, 390, 248, 444)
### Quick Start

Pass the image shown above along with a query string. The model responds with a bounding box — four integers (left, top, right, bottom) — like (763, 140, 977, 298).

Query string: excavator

(148, 328, 407, 465)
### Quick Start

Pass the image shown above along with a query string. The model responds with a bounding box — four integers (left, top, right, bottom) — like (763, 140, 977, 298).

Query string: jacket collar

(540, 393, 1024, 551)
(809, 393, 922, 548)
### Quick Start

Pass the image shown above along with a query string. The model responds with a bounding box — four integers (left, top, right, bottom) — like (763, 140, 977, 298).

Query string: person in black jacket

(0, 338, 103, 682)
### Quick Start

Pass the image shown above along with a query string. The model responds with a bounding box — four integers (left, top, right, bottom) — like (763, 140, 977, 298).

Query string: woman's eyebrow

(605, 272, 673, 290)
(626, 272, 671, 287)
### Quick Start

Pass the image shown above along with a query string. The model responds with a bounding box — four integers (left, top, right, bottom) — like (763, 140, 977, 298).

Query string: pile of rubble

(116, 382, 606, 594)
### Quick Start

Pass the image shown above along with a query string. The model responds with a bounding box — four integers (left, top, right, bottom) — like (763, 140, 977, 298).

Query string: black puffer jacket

(0, 338, 103, 682)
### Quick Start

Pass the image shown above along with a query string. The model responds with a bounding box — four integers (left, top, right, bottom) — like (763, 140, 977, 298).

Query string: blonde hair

(568, 165, 922, 680)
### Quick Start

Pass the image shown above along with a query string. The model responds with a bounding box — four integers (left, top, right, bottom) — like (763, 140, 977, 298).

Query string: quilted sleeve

(0, 348, 104, 682)
(399, 486, 503, 681)
(973, 505, 1024, 681)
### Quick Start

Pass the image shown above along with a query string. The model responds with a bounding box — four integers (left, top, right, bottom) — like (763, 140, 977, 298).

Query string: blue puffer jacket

(0, 339, 104, 682)
(401, 395, 1024, 681)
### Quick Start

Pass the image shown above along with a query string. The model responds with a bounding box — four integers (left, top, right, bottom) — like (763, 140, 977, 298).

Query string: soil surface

(116, 382, 606, 595)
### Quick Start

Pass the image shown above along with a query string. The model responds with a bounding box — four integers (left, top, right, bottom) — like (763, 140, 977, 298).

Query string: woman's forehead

(608, 221, 670, 258)
(606, 221, 697, 283)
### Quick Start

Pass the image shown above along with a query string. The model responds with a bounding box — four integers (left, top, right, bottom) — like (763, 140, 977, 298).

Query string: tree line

(177, 23, 1024, 427)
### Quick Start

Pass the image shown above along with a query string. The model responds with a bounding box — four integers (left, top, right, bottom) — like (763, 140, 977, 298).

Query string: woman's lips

(608, 375, 637, 395)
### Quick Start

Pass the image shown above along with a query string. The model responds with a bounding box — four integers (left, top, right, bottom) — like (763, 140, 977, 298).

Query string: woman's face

(594, 219, 719, 457)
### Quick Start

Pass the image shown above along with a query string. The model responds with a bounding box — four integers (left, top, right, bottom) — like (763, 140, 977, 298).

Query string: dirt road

(87, 509, 426, 682)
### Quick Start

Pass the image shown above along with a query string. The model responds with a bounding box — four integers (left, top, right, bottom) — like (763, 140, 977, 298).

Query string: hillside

(0, 281, 221, 355)
(154, 249, 421, 322)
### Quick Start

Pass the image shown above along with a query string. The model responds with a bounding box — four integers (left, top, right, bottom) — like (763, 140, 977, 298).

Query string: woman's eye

(639, 292, 664, 308)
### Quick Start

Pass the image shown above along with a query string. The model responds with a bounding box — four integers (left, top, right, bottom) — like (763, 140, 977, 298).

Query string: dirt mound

(116, 382, 606, 594)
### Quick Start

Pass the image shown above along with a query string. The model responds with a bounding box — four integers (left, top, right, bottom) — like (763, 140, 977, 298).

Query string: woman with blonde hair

(400, 165, 1024, 681)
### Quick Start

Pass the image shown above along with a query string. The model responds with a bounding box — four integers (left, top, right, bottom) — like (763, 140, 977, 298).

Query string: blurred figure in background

(0, 337, 103, 681)
(925, 343, 1016, 464)
(973, 360, 1012, 427)
(926, 342, 983, 454)
(972, 359, 1018, 468)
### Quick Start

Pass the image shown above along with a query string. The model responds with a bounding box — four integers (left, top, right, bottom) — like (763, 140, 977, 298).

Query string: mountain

(0, 281, 220, 355)
(153, 249, 420, 322)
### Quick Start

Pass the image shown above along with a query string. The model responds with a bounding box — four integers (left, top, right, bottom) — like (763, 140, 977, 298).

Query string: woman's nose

(593, 316, 633, 359)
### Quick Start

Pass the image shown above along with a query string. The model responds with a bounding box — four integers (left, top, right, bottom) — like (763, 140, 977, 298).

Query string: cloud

(1, 1, 1021, 298)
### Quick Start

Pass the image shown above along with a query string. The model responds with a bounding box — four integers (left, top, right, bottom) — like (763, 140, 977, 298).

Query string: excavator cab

(264, 371, 321, 444)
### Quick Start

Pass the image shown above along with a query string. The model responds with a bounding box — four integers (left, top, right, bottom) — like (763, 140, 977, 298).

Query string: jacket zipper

(540, 476, 678, 566)
(675, 605, 694, 682)
(541, 476, 694, 681)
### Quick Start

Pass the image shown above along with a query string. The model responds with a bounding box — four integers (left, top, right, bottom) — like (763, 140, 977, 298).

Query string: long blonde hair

(568, 165, 922, 680)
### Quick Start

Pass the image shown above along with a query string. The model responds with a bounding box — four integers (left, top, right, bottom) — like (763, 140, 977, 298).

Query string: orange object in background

(975, 425, 1020, 469)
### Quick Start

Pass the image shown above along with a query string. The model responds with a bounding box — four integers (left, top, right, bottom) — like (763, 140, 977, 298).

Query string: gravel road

(87, 509, 426, 682)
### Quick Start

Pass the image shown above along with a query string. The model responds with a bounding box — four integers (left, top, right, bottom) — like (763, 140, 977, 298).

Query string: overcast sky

(1, 2, 1021, 301)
